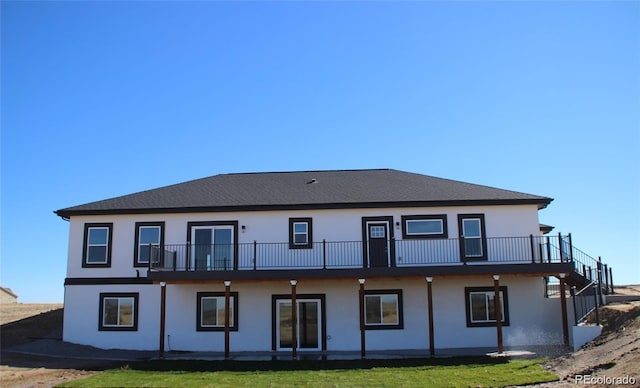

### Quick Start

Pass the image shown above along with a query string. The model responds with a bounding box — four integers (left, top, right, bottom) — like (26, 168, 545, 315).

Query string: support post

(290, 280, 298, 359)
(529, 234, 535, 263)
(593, 282, 601, 326)
(426, 277, 435, 356)
(545, 236, 551, 263)
(609, 267, 614, 294)
(253, 241, 257, 271)
(323, 239, 327, 270)
(358, 278, 366, 359)
(570, 286, 578, 326)
(568, 233, 573, 262)
(224, 280, 231, 359)
(159, 282, 166, 356)
(597, 257, 604, 305)
(148, 243, 153, 271)
(557, 233, 564, 262)
(493, 275, 503, 353)
(559, 273, 569, 346)
(603, 264, 609, 295)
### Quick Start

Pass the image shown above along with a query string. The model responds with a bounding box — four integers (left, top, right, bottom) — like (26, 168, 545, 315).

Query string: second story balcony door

(362, 216, 395, 268)
(191, 225, 234, 271)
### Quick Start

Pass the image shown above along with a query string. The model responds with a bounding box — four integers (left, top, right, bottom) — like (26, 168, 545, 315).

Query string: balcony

(146, 234, 604, 283)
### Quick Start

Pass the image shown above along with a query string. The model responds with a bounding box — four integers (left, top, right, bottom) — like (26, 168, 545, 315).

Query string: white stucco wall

(63, 275, 568, 352)
(65, 205, 541, 278)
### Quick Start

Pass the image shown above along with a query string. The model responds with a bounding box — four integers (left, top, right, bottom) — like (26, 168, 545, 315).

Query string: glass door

(276, 299, 321, 351)
(192, 226, 234, 270)
(458, 214, 486, 261)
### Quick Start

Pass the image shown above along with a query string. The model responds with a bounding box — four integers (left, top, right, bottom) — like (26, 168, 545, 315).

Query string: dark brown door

(368, 223, 389, 267)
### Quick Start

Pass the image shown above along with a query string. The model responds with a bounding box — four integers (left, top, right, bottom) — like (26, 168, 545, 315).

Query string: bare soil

(0, 304, 123, 388)
(1, 287, 639, 387)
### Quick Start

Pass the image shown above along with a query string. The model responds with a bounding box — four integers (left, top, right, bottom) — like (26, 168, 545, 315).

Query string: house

(0, 286, 18, 304)
(55, 169, 610, 355)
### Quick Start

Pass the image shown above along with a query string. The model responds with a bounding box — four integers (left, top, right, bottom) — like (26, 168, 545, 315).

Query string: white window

(197, 292, 238, 331)
(465, 287, 509, 327)
(84, 223, 112, 266)
(99, 293, 138, 331)
(293, 222, 309, 245)
(401, 215, 448, 239)
(135, 223, 163, 266)
(364, 290, 403, 329)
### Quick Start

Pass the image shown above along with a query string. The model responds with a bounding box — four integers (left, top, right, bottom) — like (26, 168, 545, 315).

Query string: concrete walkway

(5, 337, 568, 362)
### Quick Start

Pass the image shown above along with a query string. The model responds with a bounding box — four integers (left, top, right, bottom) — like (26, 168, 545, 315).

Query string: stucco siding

(63, 275, 566, 352)
(65, 205, 541, 278)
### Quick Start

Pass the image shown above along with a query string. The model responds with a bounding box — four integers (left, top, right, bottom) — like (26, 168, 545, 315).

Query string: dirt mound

(545, 302, 640, 386)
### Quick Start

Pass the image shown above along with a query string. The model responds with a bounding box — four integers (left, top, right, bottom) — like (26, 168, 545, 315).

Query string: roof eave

(54, 198, 553, 218)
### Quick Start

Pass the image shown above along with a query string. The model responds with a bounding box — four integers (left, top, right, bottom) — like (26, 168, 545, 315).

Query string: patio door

(458, 214, 487, 261)
(191, 224, 235, 270)
(276, 298, 322, 351)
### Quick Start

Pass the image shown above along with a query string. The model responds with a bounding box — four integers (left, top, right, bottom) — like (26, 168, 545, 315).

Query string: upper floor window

(401, 215, 448, 239)
(465, 286, 510, 327)
(134, 222, 164, 267)
(289, 218, 313, 249)
(82, 223, 113, 267)
(364, 290, 403, 330)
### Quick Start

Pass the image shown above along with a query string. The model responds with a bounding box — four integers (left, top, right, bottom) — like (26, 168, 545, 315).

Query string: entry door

(458, 214, 486, 261)
(192, 226, 234, 270)
(276, 299, 321, 351)
(367, 223, 389, 268)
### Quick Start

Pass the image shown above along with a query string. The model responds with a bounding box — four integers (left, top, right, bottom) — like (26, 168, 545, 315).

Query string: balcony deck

(146, 235, 597, 284)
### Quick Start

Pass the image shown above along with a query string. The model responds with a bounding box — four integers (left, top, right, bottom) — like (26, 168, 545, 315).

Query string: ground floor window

(196, 292, 238, 331)
(465, 287, 509, 327)
(99, 292, 138, 331)
(364, 289, 403, 330)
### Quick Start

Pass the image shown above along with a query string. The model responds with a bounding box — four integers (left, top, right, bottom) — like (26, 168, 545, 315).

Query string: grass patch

(58, 357, 558, 387)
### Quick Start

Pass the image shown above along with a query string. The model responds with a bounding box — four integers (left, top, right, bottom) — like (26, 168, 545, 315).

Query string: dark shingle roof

(55, 169, 552, 217)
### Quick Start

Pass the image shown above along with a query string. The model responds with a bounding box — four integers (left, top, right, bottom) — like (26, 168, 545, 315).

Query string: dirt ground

(1, 287, 639, 387)
(0, 304, 123, 388)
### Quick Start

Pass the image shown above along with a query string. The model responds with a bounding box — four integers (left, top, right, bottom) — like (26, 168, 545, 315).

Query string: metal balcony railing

(147, 234, 580, 272)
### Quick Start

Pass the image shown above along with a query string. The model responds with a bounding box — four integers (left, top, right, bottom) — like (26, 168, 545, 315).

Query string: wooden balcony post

(159, 282, 166, 356)
(545, 236, 551, 263)
(148, 243, 153, 271)
(290, 279, 298, 359)
(559, 273, 569, 346)
(224, 280, 231, 359)
(567, 233, 573, 262)
(426, 277, 435, 356)
(557, 233, 564, 262)
(493, 275, 503, 353)
(358, 278, 366, 359)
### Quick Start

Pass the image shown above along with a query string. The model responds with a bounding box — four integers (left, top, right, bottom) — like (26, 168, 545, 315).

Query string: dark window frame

(458, 214, 488, 261)
(288, 218, 313, 249)
(271, 293, 327, 351)
(82, 223, 113, 268)
(464, 286, 510, 327)
(133, 222, 165, 267)
(363, 289, 404, 330)
(196, 291, 239, 331)
(401, 215, 448, 239)
(98, 292, 139, 331)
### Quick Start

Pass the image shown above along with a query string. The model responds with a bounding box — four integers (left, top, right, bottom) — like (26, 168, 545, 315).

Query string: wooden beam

(426, 277, 435, 356)
(359, 278, 366, 359)
(159, 282, 166, 356)
(291, 280, 298, 359)
(493, 275, 503, 353)
(559, 274, 569, 346)
(224, 280, 231, 359)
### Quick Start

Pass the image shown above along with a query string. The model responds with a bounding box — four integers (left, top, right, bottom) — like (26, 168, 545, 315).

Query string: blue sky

(1, 1, 638, 303)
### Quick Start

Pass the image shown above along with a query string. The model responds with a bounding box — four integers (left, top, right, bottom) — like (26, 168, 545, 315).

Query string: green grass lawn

(58, 357, 558, 387)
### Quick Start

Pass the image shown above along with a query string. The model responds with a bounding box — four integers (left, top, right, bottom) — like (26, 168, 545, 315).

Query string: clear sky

(1, 1, 638, 303)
